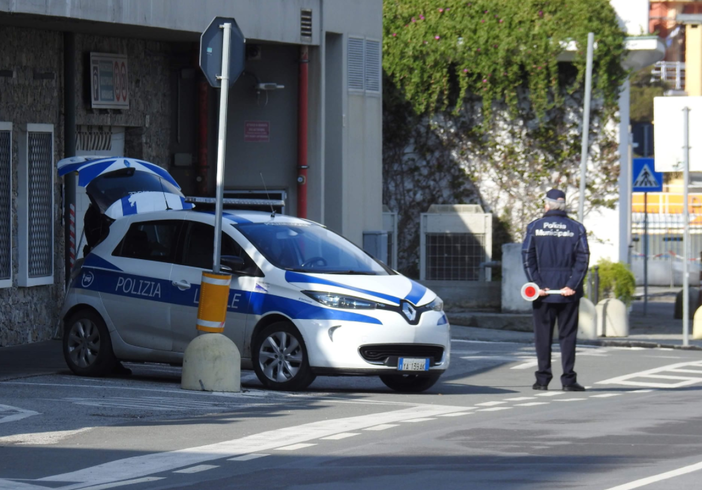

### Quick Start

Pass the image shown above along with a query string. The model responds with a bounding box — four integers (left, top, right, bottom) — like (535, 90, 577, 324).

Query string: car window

(113, 220, 181, 263)
(178, 221, 259, 275)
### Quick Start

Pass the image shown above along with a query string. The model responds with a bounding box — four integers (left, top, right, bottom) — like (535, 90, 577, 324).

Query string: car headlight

(303, 291, 377, 309)
(427, 296, 444, 312)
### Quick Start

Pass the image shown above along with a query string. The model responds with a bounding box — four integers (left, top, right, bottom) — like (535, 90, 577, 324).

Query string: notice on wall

(90, 53, 129, 109)
(244, 121, 270, 142)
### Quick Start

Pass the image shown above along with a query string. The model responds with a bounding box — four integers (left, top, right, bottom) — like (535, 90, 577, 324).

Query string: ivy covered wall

(382, 0, 628, 276)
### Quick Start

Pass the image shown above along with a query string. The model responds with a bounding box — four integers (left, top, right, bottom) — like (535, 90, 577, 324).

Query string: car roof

(125, 208, 316, 226)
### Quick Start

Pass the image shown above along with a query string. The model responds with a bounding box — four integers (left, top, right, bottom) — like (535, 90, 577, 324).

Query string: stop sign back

(200, 17, 246, 88)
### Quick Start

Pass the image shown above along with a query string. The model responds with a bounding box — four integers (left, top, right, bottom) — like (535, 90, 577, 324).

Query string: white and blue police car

(59, 159, 450, 392)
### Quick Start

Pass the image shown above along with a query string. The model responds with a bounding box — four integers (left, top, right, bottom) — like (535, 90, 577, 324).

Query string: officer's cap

(545, 188, 565, 201)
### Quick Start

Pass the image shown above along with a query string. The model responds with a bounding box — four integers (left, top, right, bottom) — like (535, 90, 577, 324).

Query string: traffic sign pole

(212, 22, 232, 274)
(644, 192, 648, 316)
(683, 107, 690, 347)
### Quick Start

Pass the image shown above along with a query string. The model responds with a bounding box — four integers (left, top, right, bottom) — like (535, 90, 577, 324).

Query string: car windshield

(236, 221, 394, 275)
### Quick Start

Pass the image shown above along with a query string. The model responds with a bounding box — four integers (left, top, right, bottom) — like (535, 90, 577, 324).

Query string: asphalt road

(1, 331, 702, 490)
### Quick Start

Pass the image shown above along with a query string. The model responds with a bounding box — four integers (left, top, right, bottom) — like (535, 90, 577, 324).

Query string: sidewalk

(447, 286, 702, 350)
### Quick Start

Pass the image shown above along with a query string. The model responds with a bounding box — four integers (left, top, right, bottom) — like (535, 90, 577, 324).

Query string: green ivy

(383, 0, 627, 121)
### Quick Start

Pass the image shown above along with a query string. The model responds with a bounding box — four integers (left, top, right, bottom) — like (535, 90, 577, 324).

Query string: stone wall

(0, 26, 184, 346)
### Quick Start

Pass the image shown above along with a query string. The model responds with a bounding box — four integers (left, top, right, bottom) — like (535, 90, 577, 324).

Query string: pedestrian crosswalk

(596, 360, 702, 388)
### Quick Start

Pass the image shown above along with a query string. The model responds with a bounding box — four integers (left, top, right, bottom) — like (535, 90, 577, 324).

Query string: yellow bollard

(196, 271, 231, 333)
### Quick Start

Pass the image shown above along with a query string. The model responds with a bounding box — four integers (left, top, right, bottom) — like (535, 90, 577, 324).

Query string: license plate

(398, 357, 429, 371)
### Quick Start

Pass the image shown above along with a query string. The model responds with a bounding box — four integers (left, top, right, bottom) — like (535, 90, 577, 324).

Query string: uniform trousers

(532, 299, 579, 387)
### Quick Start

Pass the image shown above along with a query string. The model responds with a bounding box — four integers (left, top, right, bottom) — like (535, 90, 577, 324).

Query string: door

(102, 218, 182, 351)
(169, 219, 261, 356)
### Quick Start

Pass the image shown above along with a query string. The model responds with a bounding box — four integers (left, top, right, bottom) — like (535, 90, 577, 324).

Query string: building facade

(0, 0, 383, 346)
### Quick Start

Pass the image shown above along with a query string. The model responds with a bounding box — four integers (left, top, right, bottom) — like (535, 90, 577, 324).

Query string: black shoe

(562, 383, 585, 392)
(532, 383, 548, 391)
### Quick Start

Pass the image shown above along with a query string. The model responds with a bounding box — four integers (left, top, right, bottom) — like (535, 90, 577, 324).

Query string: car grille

(359, 344, 445, 366)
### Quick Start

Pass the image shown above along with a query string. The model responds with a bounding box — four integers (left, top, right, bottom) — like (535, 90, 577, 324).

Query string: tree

(382, 0, 628, 275)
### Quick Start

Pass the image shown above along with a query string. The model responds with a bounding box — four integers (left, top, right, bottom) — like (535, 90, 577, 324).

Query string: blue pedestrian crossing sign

(632, 158, 663, 193)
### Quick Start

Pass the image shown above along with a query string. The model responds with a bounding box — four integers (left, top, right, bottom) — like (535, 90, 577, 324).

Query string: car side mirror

(220, 255, 246, 273)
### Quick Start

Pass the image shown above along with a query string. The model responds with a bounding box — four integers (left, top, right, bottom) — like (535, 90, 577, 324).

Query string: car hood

(284, 271, 435, 307)
(57, 156, 194, 218)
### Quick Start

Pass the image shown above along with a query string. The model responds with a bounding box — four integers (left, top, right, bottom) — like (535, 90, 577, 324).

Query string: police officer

(522, 188, 590, 392)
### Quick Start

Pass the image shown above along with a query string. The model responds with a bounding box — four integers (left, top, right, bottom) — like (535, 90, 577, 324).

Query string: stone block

(596, 298, 629, 337)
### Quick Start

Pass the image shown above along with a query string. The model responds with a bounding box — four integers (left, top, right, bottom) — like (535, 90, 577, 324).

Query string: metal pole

(683, 106, 690, 346)
(63, 32, 76, 286)
(212, 22, 232, 274)
(578, 32, 595, 223)
(644, 192, 648, 315)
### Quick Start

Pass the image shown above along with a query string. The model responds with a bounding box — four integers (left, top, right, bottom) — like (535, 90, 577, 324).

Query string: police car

(58, 158, 451, 392)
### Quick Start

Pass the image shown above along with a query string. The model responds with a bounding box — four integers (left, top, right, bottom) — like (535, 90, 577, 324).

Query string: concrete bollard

(182, 333, 241, 392)
(181, 270, 240, 392)
(596, 298, 629, 337)
(578, 297, 597, 340)
(692, 306, 702, 340)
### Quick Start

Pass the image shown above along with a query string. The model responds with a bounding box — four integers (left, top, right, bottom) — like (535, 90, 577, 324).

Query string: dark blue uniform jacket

(521, 209, 590, 303)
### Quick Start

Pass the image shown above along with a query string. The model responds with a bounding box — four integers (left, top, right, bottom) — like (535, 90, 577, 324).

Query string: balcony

(651, 61, 686, 92)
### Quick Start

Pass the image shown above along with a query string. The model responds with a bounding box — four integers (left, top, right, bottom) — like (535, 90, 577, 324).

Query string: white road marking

(364, 424, 399, 431)
(402, 418, 436, 423)
(0, 404, 39, 424)
(276, 443, 317, 451)
(630, 389, 655, 393)
(504, 397, 536, 401)
(590, 394, 621, 398)
(515, 402, 549, 407)
(228, 454, 269, 461)
(475, 401, 506, 407)
(439, 412, 473, 417)
(32, 404, 469, 489)
(78, 477, 166, 490)
(605, 460, 702, 490)
(0, 428, 91, 445)
(535, 392, 565, 397)
(598, 361, 702, 388)
(321, 433, 360, 440)
(478, 407, 512, 412)
(173, 465, 218, 474)
(554, 398, 587, 402)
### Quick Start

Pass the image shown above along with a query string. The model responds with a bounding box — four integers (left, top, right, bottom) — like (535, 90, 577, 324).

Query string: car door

(102, 218, 183, 351)
(169, 219, 261, 356)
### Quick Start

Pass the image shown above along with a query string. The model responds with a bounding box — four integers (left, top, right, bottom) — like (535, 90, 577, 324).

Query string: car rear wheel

(379, 373, 442, 393)
(252, 322, 316, 391)
(63, 309, 117, 377)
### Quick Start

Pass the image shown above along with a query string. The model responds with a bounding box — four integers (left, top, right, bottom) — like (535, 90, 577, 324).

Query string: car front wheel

(379, 373, 442, 393)
(252, 322, 316, 391)
(63, 309, 117, 377)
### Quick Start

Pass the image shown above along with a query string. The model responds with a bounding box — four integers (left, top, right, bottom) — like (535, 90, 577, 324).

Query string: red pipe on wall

(197, 77, 209, 196)
(297, 46, 309, 218)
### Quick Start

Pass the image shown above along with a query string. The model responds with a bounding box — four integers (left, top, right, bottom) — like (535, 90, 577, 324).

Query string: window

(18, 123, 54, 287)
(348, 37, 381, 94)
(114, 220, 181, 263)
(0, 122, 11, 288)
(178, 221, 259, 275)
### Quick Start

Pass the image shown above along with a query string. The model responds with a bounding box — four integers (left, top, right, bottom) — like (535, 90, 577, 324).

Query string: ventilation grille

(348, 37, 380, 94)
(27, 131, 53, 278)
(77, 126, 113, 152)
(364, 40, 381, 92)
(0, 128, 10, 281)
(300, 9, 312, 42)
(348, 38, 365, 91)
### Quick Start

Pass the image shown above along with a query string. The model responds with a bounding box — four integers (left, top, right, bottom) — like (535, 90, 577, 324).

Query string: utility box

(420, 204, 493, 281)
(363, 231, 388, 264)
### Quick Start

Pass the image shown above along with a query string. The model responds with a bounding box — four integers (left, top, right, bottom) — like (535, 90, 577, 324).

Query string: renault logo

(402, 302, 417, 322)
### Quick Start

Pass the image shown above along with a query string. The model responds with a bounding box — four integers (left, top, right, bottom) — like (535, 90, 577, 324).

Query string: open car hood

(57, 156, 194, 219)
